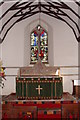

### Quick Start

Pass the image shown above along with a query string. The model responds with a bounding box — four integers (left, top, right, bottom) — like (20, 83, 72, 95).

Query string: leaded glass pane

(31, 31, 38, 46)
(40, 30, 48, 63)
(31, 31, 38, 63)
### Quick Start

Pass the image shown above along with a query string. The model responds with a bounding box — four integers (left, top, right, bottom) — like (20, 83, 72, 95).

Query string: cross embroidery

(36, 85, 43, 95)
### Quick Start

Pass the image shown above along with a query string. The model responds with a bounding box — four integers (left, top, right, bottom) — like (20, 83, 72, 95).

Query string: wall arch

(24, 19, 54, 66)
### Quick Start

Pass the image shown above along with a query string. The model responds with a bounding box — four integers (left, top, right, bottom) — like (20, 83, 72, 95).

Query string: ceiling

(0, 0, 80, 43)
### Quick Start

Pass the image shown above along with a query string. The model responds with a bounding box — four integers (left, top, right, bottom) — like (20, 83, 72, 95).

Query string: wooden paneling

(72, 80, 80, 98)
(2, 93, 80, 119)
(2, 104, 37, 119)
(62, 104, 80, 118)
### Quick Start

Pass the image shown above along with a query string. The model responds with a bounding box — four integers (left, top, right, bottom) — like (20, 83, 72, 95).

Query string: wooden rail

(61, 74, 79, 76)
(0, 66, 80, 68)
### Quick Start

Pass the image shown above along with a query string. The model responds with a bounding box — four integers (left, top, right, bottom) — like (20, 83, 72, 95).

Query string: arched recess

(24, 19, 54, 66)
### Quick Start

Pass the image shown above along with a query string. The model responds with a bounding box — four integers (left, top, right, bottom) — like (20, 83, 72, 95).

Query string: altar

(16, 60, 63, 100)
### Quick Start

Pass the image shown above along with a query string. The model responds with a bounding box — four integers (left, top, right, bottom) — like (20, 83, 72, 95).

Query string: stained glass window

(30, 25, 48, 63)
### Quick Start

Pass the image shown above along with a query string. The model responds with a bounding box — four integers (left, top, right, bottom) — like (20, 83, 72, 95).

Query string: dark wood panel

(72, 80, 80, 98)
(2, 93, 80, 119)
(2, 105, 37, 119)
(62, 104, 80, 118)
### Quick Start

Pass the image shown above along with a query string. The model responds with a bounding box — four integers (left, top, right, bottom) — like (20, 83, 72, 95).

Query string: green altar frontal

(16, 77, 63, 100)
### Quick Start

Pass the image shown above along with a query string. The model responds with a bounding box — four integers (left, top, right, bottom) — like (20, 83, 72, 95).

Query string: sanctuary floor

(1, 93, 80, 119)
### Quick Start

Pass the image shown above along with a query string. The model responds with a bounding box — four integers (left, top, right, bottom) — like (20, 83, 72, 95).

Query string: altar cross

(36, 85, 43, 95)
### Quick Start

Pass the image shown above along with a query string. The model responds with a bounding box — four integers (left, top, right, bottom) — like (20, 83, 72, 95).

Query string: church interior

(0, 0, 80, 119)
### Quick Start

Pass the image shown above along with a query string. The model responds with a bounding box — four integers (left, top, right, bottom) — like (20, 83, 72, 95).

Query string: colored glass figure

(31, 31, 38, 63)
(30, 25, 48, 63)
(40, 30, 48, 63)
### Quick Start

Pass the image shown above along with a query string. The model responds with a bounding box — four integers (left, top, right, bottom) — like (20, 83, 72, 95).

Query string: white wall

(0, 44, 2, 94)
(79, 43, 80, 79)
(0, 45, 1, 59)
(78, 5, 80, 79)
(1, 13, 78, 95)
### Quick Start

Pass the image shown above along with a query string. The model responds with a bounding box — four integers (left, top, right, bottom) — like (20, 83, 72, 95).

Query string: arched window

(30, 25, 48, 63)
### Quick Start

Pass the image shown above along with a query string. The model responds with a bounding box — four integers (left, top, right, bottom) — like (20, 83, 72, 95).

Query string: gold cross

(36, 85, 43, 95)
